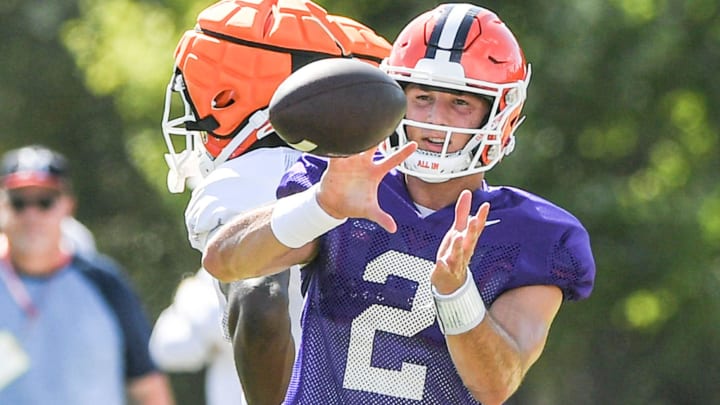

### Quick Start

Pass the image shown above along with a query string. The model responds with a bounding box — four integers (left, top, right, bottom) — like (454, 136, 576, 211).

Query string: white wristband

(270, 184, 347, 248)
(432, 272, 486, 335)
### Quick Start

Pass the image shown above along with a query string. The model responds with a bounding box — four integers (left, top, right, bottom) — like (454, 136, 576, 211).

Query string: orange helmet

(379, 4, 530, 182)
(162, 0, 391, 192)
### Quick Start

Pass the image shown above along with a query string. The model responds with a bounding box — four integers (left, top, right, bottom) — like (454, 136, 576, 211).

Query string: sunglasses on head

(8, 193, 60, 212)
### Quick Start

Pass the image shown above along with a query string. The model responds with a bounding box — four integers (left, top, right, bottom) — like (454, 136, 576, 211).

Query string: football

(269, 58, 406, 157)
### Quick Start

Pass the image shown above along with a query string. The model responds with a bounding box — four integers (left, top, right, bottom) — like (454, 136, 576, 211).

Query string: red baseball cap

(1, 145, 70, 190)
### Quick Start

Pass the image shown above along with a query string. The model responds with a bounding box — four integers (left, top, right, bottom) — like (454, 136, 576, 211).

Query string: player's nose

(426, 100, 453, 126)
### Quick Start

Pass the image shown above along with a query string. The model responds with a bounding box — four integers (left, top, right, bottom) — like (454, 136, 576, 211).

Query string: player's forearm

(203, 205, 318, 282)
(445, 317, 526, 405)
(203, 206, 295, 282)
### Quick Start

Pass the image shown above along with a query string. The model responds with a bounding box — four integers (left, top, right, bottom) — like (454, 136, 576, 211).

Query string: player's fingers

(325, 156, 355, 177)
(461, 202, 490, 257)
(463, 217, 482, 254)
(477, 201, 490, 220)
(435, 259, 450, 274)
(472, 202, 490, 234)
(376, 141, 417, 172)
(440, 191, 471, 264)
(452, 190, 473, 231)
(437, 233, 462, 270)
(371, 209, 398, 233)
(432, 236, 467, 292)
(429, 259, 450, 287)
(437, 229, 453, 255)
(357, 145, 379, 161)
(451, 234, 467, 272)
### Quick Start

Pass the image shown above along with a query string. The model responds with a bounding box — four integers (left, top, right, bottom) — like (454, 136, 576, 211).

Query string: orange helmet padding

(174, 0, 391, 160)
(325, 14, 393, 64)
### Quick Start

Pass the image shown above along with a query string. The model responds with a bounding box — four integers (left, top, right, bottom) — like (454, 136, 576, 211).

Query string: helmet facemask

(381, 61, 531, 183)
(161, 70, 205, 193)
(161, 69, 273, 193)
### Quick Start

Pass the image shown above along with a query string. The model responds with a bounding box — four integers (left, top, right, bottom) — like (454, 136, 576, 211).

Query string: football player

(203, 3, 596, 404)
(160, 0, 392, 403)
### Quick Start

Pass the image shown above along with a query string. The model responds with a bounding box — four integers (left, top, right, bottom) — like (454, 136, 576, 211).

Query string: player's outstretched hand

(431, 190, 490, 295)
(316, 141, 417, 233)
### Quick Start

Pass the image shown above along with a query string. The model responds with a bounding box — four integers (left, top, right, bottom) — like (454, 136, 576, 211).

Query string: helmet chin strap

(198, 108, 270, 176)
(417, 174, 450, 184)
(403, 149, 472, 183)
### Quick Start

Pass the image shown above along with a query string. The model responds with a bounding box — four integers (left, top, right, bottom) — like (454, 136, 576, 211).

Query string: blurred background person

(150, 267, 244, 405)
(0, 145, 175, 405)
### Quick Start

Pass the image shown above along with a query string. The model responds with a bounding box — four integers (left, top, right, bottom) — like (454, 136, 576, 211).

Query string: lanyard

(0, 235, 71, 320)
(0, 258, 39, 319)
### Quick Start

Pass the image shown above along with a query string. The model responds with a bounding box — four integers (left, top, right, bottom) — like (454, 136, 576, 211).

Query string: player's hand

(431, 190, 489, 295)
(316, 141, 417, 233)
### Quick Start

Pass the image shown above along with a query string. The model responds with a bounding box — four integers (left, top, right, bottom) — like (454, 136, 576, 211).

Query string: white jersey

(183, 146, 304, 351)
(150, 269, 243, 405)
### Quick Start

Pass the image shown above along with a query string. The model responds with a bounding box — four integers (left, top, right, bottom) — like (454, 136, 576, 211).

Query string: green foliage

(0, 0, 198, 357)
(3, 0, 719, 403)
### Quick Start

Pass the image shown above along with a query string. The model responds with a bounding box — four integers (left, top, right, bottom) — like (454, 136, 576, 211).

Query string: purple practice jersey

(277, 155, 596, 404)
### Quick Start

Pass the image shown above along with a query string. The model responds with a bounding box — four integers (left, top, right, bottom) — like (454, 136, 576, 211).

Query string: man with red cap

(0, 145, 175, 405)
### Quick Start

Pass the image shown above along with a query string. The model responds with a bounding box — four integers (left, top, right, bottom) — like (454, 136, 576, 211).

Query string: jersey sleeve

(513, 205, 595, 302)
(75, 255, 157, 379)
(475, 186, 596, 304)
(547, 222, 595, 301)
(276, 154, 328, 199)
(275, 151, 387, 199)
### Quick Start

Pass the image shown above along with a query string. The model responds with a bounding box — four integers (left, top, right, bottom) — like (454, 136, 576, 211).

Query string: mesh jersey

(277, 155, 596, 404)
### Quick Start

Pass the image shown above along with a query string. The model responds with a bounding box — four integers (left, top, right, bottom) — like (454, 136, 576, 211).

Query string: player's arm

(203, 143, 417, 283)
(202, 202, 318, 282)
(224, 272, 295, 404)
(447, 285, 561, 405)
(430, 191, 563, 405)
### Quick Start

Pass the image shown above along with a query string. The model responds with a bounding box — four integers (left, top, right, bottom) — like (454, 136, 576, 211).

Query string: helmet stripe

(425, 4, 479, 63)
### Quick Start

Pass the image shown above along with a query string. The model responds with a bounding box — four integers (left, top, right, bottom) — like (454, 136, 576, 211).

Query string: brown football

(269, 58, 406, 157)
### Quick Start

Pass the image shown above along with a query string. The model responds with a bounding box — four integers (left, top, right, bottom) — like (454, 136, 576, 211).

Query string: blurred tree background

(1, 0, 719, 403)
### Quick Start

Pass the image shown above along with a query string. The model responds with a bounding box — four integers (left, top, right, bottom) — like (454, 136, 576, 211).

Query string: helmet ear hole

(212, 90, 236, 109)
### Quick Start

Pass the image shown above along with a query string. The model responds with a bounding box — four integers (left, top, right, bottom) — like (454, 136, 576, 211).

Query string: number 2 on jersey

(342, 251, 436, 401)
